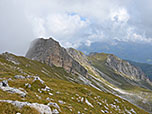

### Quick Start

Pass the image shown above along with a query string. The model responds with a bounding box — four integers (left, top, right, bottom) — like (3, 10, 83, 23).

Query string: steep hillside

(67, 48, 152, 113)
(0, 53, 148, 114)
(127, 60, 152, 81)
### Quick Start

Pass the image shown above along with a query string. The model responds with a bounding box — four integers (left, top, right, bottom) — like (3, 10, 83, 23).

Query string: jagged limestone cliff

(105, 54, 147, 81)
(26, 38, 87, 76)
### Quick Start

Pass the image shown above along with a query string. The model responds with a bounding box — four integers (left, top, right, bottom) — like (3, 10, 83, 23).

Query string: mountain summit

(26, 38, 87, 76)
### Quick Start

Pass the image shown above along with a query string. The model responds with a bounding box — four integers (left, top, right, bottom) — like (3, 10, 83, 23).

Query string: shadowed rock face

(26, 38, 87, 76)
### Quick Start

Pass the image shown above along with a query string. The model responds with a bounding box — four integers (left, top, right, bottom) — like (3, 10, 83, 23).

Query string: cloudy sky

(0, 0, 152, 55)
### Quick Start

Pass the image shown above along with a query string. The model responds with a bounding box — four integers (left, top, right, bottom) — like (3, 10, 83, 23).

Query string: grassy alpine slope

(67, 48, 152, 113)
(0, 52, 149, 114)
(87, 52, 152, 112)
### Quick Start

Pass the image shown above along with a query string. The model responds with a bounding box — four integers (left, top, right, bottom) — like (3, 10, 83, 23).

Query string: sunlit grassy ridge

(0, 53, 149, 114)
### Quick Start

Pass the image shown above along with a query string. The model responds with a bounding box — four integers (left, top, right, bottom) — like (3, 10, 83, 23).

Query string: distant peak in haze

(78, 40, 152, 64)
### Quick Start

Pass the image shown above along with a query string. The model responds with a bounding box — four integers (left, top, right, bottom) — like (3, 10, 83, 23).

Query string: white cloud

(30, 16, 47, 38)
(27, 13, 90, 48)
(46, 13, 90, 37)
(21, 0, 152, 49)
(110, 8, 130, 23)
(131, 33, 152, 43)
(85, 40, 91, 47)
(1, 0, 152, 55)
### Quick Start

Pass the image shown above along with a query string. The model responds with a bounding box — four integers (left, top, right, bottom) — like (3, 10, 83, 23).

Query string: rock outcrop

(2, 52, 20, 65)
(0, 100, 52, 114)
(26, 38, 87, 76)
(105, 54, 149, 81)
(0, 80, 26, 97)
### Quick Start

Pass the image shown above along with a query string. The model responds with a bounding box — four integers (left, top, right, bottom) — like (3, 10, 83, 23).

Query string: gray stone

(33, 76, 44, 84)
(2, 52, 20, 65)
(16, 113, 21, 114)
(25, 83, 31, 88)
(14, 75, 25, 79)
(49, 93, 53, 96)
(26, 75, 32, 78)
(46, 97, 50, 101)
(41, 86, 50, 91)
(0, 80, 9, 87)
(0, 81, 26, 97)
(48, 102, 60, 109)
(58, 100, 65, 104)
(52, 109, 59, 114)
(0, 100, 52, 114)
(8, 78, 12, 81)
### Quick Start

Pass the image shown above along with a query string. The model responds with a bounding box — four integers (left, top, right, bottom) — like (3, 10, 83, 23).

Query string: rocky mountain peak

(26, 38, 87, 76)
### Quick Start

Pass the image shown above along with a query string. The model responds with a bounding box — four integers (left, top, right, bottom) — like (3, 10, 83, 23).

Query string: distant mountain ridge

(78, 40, 152, 64)
(105, 54, 148, 81)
